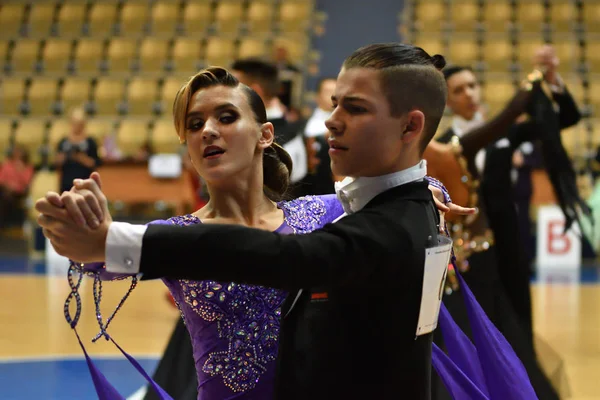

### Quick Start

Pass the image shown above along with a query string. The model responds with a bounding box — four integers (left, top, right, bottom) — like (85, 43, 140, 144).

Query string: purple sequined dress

(150, 195, 342, 399)
(69, 177, 450, 400)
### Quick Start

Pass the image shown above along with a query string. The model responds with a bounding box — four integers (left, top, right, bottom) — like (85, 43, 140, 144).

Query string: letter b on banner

(547, 221, 571, 255)
(537, 205, 581, 273)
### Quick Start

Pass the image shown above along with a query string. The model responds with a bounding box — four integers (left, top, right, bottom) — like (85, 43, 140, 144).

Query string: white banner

(536, 205, 581, 279)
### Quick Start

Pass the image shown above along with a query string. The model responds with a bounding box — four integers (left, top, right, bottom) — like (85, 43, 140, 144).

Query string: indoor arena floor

(0, 255, 599, 400)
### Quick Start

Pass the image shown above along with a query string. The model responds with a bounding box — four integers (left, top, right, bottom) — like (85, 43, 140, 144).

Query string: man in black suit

(431, 46, 580, 400)
(38, 43, 453, 399)
(437, 46, 581, 343)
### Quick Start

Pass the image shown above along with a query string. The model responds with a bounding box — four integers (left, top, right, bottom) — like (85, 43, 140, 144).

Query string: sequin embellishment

(168, 197, 328, 393)
(278, 195, 327, 234)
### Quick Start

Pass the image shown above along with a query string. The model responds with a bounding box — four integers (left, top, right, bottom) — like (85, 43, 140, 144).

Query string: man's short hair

(316, 77, 336, 93)
(343, 43, 448, 154)
(442, 65, 474, 81)
(231, 58, 280, 99)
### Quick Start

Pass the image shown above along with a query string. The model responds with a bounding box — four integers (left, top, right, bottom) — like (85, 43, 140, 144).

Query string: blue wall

(310, 0, 406, 83)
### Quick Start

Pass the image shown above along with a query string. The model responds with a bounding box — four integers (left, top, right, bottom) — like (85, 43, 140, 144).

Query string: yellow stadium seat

(120, 2, 150, 36)
(94, 79, 126, 116)
(247, 1, 274, 34)
(74, 39, 105, 75)
(482, 1, 512, 33)
(182, 2, 212, 36)
(42, 39, 73, 74)
(584, 41, 600, 72)
(86, 118, 115, 143)
(27, 78, 59, 116)
(10, 39, 41, 74)
(152, 119, 180, 154)
(138, 39, 170, 75)
(214, 1, 244, 34)
(117, 119, 150, 157)
(238, 38, 269, 59)
(583, 3, 600, 34)
(60, 78, 92, 116)
(483, 78, 516, 115)
(172, 38, 203, 74)
(0, 40, 10, 68)
(279, 1, 312, 34)
(450, 1, 480, 33)
(273, 36, 307, 65)
(14, 119, 47, 166)
(414, 1, 445, 32)
(1, 78, 26, 115)
(558, 122, 582, 156)
(0, 118, 14, 161)
(27, 170, 59, 221)
(106, 38, 137, 74)
(205, 37, 235, 67)
(47, 119, 71, 163)
(588, 120, 600, 153)
(549, 1, 575, 32)
(411, 35, 444, 58)
(88, 3, 118, 37)
(563, 76, 584, 108)
(127, 78, 159, 116)
(589, 79, 600, 115)
(0, 4, 25, 38)
(517, 38, 545, 72)
(483, 37, 513, 72)
(448, 37, 478, 66)
(27, 3, 56, 38)
(161, 77, 185, 115)
(552, 39, 578, 75)
(151, 2, 180, 36)
(56, 3, 86, 38)
(515, 2, 545, 33)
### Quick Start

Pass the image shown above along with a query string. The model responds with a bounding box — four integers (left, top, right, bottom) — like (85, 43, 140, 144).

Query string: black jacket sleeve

(553, 88, 581, 129)
(139, 209, 413, 292)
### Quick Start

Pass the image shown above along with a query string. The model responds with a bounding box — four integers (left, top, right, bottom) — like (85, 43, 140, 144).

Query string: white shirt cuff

(105, 221, 147, 274)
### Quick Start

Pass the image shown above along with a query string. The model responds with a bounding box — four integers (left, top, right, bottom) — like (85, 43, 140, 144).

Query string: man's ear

(401, 110, 425, 144)
(258, 122, 275, 150)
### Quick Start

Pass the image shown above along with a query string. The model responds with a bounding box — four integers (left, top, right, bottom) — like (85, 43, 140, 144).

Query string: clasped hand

(35, 172, 110, 263)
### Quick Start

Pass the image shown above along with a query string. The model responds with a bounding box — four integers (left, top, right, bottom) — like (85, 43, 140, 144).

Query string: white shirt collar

(451, 111, 484, 136)
(334, 160, 428, 214)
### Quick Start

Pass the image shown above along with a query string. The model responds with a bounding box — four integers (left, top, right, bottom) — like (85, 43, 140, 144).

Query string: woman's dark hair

(172, 67, 292, 201)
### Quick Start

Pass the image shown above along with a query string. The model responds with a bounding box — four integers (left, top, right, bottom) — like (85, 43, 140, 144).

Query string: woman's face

(182, 85, 273, 184)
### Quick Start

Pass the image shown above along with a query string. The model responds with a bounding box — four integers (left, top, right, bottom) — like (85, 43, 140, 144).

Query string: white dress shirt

(304, 108, 331, 138)
(334, 160, 428, 215)
(105, 161, 429, 274)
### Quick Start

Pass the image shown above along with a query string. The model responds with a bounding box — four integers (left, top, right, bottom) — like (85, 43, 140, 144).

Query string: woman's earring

(179, 137, 186, 144)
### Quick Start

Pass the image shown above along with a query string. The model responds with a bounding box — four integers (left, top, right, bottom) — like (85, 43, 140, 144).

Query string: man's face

(316, 79, 336, 111)
(70, 118, 85, 136)
(446, 69, 481, 120)
(325, 68, 411, 178)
